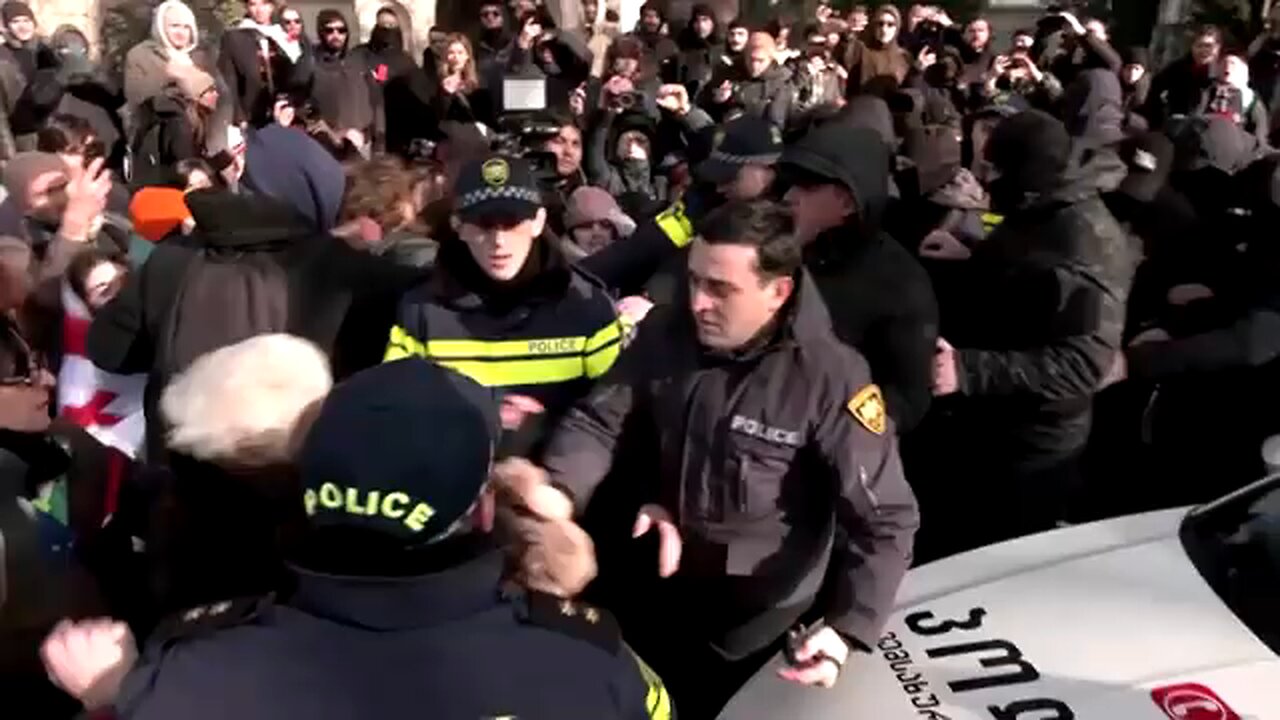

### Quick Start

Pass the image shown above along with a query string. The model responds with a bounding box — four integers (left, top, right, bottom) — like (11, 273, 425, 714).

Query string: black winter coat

(86, 190, 423, 456)
(946, 166, 1141, 467)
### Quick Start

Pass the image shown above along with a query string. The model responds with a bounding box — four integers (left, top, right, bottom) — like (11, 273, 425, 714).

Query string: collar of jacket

(803, 219, 879, 271)
(697, 268, 834, 363)
(434, 231, 573, 311)
(185, 188, 316, 248)
(287, 547, 506, 631)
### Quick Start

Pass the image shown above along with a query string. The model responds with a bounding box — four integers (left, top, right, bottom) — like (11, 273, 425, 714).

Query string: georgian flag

(56, 282, 147, 459)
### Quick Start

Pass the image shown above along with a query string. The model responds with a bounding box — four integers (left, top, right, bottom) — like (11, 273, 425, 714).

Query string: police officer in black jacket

(93, 359, 671, 720)
(385, 153, 624, 453)
(540, 200, 919, 719)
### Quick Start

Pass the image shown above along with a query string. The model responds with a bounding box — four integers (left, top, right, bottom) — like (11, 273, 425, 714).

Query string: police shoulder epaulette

(150, 594, 274, 648)
(514, 588, 622, 653)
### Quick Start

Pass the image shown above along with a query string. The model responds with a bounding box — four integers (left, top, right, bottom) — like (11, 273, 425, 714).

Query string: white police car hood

(719, 508, 1280, 719)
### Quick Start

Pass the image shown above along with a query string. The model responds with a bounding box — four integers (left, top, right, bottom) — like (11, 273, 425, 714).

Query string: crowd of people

(3, 0, 1280, 716)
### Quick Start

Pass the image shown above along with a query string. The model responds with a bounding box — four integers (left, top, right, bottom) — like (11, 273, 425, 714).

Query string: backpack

(157, 240, 292, 379)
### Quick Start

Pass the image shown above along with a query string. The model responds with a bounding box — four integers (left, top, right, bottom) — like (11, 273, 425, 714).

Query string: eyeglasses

(481, 9, 502, 17)
(282, 17, 302, 25)
(322, 26, 347, 35)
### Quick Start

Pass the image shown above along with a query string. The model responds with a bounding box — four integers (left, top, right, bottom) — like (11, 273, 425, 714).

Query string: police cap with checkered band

(454, 153, 544, 225)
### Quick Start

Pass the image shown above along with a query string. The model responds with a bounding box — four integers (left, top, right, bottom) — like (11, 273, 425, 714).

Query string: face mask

(620, 157, 649, 177)
(370, 25, 403, 51)
(987, 174, 1026, 215)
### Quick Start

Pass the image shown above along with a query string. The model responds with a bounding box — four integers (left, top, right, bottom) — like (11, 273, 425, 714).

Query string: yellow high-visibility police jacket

(385, 242, 624, 424)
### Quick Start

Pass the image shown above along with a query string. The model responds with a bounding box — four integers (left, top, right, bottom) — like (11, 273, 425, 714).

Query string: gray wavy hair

(161, 334, 332, 467)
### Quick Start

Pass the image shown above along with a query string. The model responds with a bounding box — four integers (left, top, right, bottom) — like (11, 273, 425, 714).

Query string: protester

(86, 127, 420, 458)
(781, 122, 938, 432)
(218, 0, 306, 126)
(309, 9, 382, 152)
(123, 0, 218, 111)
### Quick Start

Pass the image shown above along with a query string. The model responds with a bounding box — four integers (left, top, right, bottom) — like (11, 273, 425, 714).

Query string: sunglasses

(282, 17, 302, 25)
(481, 9, 502, 17)
(322, 26, 348, 35)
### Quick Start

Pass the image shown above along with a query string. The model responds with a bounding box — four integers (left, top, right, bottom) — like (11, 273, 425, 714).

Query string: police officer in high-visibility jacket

(385, 153, 624, 449)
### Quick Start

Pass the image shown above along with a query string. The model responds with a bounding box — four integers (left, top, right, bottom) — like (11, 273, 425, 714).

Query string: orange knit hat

(129, 187, 192, 242)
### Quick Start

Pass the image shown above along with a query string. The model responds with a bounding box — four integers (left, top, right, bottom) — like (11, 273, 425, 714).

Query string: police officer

(538, 200, 920, 718)
(385, 153, 624, 449)
(47, 359, 672, 720)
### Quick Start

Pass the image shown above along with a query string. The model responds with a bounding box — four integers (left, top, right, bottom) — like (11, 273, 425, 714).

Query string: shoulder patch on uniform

(515, 589, 622, 654)
(151, 595, 274, 648)
(847, 384, 886, 435)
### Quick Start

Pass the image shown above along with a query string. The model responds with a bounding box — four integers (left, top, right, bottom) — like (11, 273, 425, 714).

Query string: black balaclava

(369, 24, 404, 54)
(986, 110, 1071, 214)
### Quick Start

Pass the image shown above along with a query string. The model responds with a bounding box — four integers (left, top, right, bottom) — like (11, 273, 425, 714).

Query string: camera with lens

(491, 113, 563, 186)
(613, 91, 640, 111)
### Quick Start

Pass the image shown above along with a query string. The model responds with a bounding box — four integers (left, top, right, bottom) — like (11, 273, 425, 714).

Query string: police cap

(454, 153, 544, 225)
(696, 115, 783, 185)
(298, 359, 502, 545)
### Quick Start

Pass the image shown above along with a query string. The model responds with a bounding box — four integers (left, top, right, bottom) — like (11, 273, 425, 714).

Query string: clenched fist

(41, 619, 137, 710)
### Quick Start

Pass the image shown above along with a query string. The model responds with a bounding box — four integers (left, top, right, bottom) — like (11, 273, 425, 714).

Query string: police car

(720, 475, 1280, 719)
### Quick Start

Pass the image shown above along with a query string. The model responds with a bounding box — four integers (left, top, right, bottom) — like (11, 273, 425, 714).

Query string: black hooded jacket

(1062, 69, 1126, 152)
(310, 11, 383, 141)
(944, 110, 1140, 466)
(669, 20, 722, 98)
(87, 191, 422, 455)
(781, 124, 939, 432)
(354, 26, 433, 154)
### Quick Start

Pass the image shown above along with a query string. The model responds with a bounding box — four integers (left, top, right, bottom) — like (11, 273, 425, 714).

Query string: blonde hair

(161, 334, 332, 467)
(438, 34, 479, 94)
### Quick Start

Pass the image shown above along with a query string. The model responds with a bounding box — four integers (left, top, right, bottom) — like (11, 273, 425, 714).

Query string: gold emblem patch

(847, 384, 886, 435)
(481, 158, 509, 187)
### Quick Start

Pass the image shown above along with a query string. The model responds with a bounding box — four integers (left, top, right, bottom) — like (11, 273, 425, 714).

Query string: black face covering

(987, 175, 1025, 215)
(369, 25, 404, 53)
(480, 26, 510, 48)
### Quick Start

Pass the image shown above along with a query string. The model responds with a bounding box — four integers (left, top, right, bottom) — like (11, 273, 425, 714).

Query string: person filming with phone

(979, 45, 1063, 111)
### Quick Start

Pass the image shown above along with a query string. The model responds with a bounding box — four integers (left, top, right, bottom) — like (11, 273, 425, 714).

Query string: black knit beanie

(1, 1, 33, 24)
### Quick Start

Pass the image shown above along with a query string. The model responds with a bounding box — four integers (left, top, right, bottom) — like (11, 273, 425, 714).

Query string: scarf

(237, 17, 302, 63)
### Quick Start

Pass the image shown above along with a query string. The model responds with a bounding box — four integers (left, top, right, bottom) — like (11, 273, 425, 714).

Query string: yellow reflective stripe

(584, 321, 623, 378)
(425, 337, 586, 359)
(585, 321, 622, 353)
(655, 201, 694, 248)
(437, 357, 586, 387)
(630, 648, 672, 720)
(585, 339, 620, 378)
(385, 325, 621, 384)
(980, 212, 1004, 232)
(385, 325, 427, 362)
